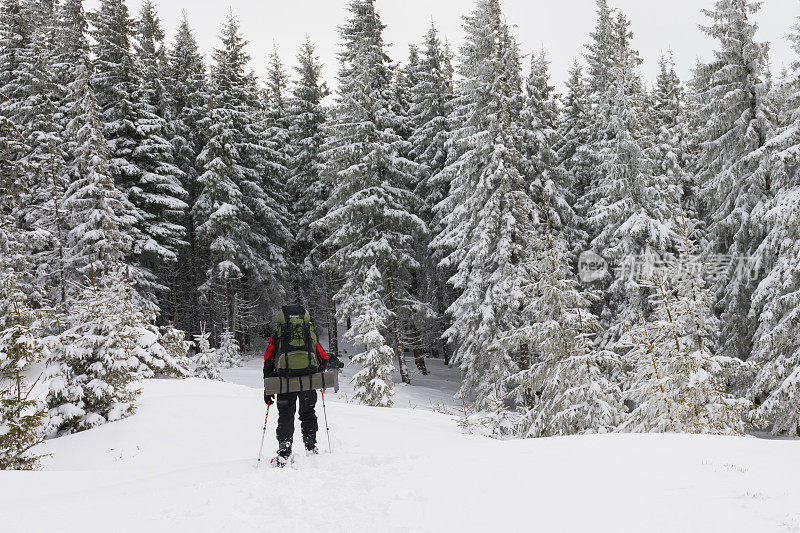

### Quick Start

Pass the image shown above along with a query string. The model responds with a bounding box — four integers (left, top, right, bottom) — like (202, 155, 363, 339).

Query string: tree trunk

(436, 278, 452, 366)
(187, 213, 200, 336)
(387, 275, 410, 384)
(325, 271, 339, 357)
(412, 324, 428, 375)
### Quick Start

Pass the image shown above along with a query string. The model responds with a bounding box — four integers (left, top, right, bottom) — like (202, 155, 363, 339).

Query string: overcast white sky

(85, 0, 798, 93)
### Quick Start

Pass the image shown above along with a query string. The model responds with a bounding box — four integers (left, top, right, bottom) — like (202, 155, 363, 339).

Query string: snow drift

(2, 377, 799, 533)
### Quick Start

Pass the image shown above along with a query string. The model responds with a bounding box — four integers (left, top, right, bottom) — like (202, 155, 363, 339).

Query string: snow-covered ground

(3, 374, 800, 533)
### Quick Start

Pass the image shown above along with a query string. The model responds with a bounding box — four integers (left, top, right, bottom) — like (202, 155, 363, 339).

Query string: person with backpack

(263, 304, 340, 466)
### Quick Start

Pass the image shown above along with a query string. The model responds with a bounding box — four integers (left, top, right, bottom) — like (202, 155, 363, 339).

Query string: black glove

(328, 355, 344, 370)
(264, 391, 274, 405)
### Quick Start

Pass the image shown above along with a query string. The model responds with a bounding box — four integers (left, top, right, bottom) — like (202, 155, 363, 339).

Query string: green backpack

(275, 305, 319, 377)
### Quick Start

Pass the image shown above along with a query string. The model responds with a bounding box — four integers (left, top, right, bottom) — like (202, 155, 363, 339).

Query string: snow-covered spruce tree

(135, 0, 168, 118)
(264, 45, 292, 196)
(651, 54, 696, 227)
(585, 15, 681, 346)
(159, 325, 193, 377)
(131, 0, 188, 315)
(286, 38, 336, 352)
(61, 59, 135, 280)
(0, 0, 34, 125)
(694, 0, 772, 361)
(747, 17, 800, 436)
(573, 0, 616, 235)
(395, 44, 432, 375)
(521, 51, 573, 240)
(555, 61, 593, 252)
(51, 0, 95, 301)
(408, 23, 455, 366)
(164, 15, 209, 336)
(620, 222, 750, 434)
(195, 13, 289, 337)
(193, 324, 222, 381)
(91, 0, 187, 313)
(431, 0, 535, 408)
(263, 46, 296, 294)
(347, 266, 395, 407)
(508, 219, 625, 437)
(318, 0, 424, 385)
(0, 118, 47, 470)
(0, 267, 47, 470)
(47, 267, 142, 436)
(584, 0, 615, 97)
(0, 0, 65, 307)
(215, 328, 241, 369)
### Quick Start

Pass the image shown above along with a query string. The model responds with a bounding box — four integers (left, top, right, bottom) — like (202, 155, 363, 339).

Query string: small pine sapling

(46, 267, 141, 436)
(0, 270, 48, 469)
(346, 266, 396, 408)
(193, 324, 222, 381)
(620, 220, 750, 434)
(216, 329, 242, 369)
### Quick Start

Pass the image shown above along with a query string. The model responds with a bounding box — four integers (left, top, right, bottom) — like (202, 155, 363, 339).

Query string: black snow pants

(276, 389, 318, 448)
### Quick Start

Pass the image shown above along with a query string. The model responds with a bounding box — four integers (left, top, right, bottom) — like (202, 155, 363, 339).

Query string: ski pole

(321, 389, 332, 454)
(256, 403, 270, 467)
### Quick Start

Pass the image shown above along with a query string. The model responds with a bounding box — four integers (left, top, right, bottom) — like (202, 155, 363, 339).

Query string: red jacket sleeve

(263, 338, 276, 379)
(316, 342, 329, 361)
(264, 338, 275, 362)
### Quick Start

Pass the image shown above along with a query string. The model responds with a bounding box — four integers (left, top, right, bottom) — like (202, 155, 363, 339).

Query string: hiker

(263, 304, 339, 465)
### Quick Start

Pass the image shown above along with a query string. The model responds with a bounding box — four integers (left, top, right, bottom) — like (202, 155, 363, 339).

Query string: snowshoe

(270, 454, 291, 468)
(305, 445, 319, 456)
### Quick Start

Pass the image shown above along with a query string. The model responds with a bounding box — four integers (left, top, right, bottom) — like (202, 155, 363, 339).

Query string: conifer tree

(216, 328, 241, 369)
(747, 16, 800, 436)
(509, 211, 624, 437)
(264, 45, 291, 191)
(164, 15, 209, 335)
(62, 61, 135, 279)
(286, 39, 335, 350)
(47, 267, 142, 436)
(131, 0, 188, 314)
(347, 266, 395, 407)
(0, 0, 65, 306)
(263, 45, 295, 294)
(522, 51, 573, 237)
(651, 54, 695, 224)
(157, 324, 193, 377)
(0, 0, 34, 123)
(195, 13, 289, 337)
(319, 0, 424, 385)
(556, 61, 593, 252)
(620, 222, 750, 434)
(91, 0, 187, 312)
(0, 115, 46, 469)
(585, 14, 681, 345)
(135, 0, 168, 117)
(694, 0, 772, 361)
(407, 23, 454, 365)
(431, 0, 534, 407)
(0, 269, 46, 470)
(193, 325, 222, 381)
(51, 0, 95, 300)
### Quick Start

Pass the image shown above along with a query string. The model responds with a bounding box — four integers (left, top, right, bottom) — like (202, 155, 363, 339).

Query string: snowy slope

(2, 377, 800, 533)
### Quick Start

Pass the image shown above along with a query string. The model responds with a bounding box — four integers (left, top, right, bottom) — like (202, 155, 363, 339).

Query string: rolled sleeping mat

(264, 371, 337, 395)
